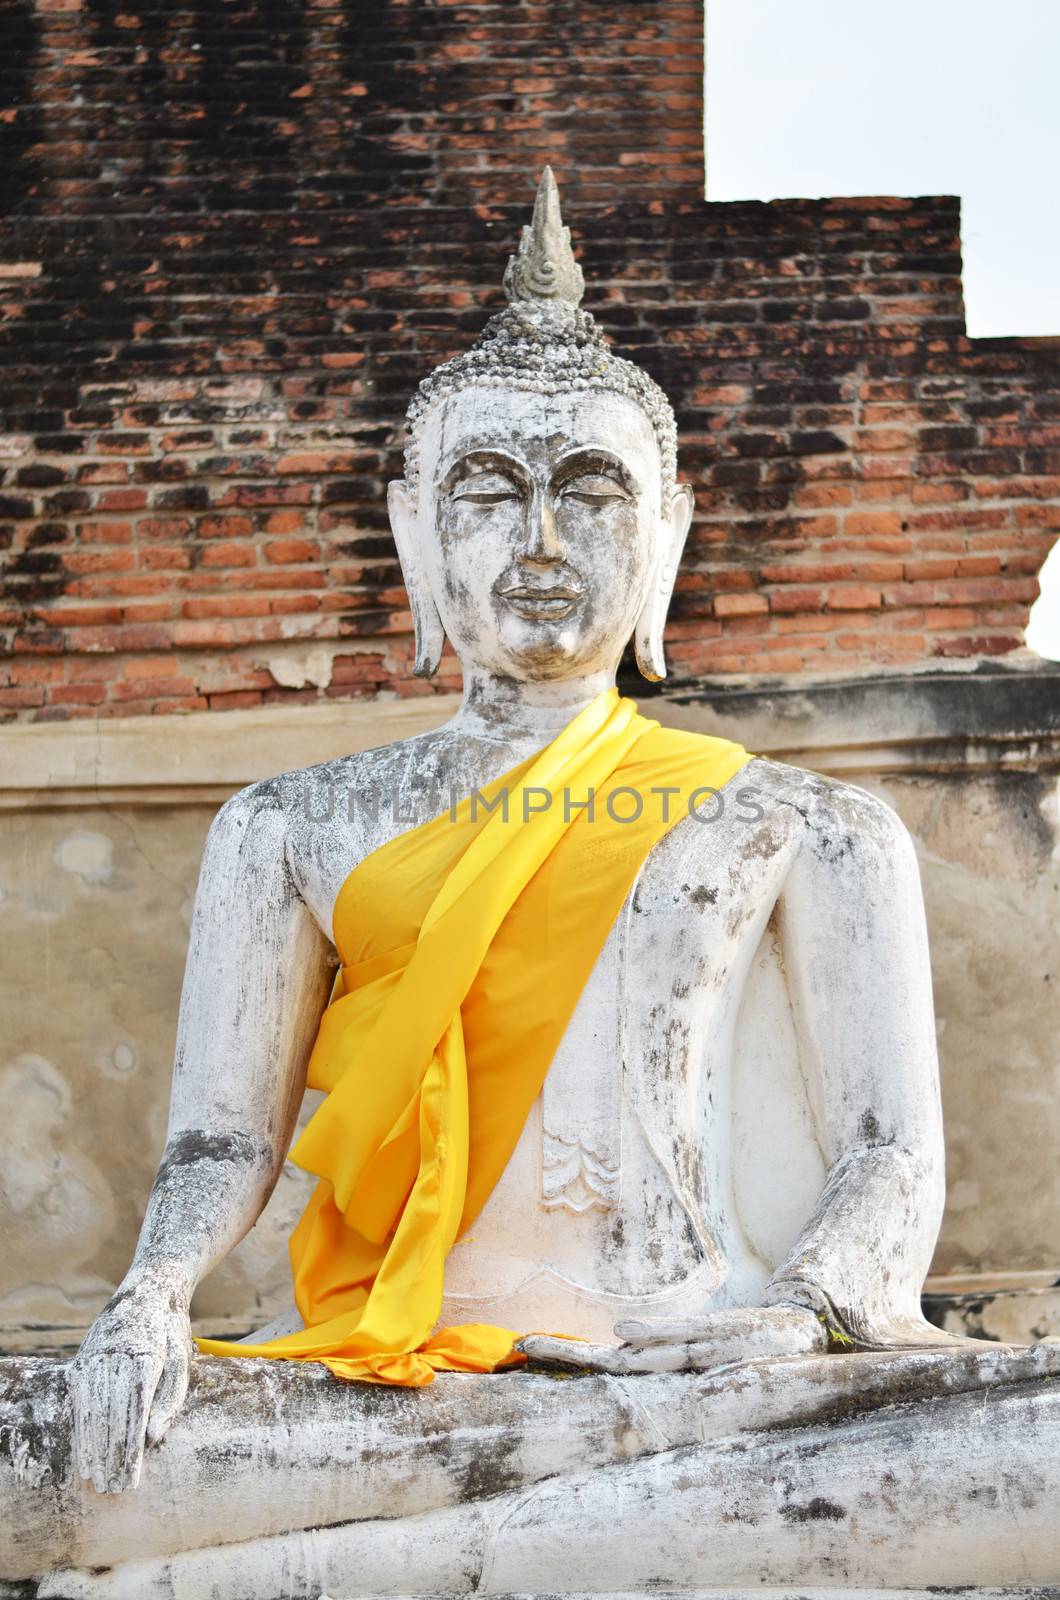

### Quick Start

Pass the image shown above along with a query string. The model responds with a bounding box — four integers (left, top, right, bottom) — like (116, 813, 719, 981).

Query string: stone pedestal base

(2, 1343, 1058, 1597)
(376, 1593, 1058, 1600)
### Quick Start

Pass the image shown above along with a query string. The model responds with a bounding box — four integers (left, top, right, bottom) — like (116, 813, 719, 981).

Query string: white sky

(705, 0, 1060, 657)
(705, 0, 1060, 339)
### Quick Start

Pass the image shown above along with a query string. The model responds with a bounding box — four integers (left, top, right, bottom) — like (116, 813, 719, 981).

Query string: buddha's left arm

(522, 776, 953, 1375)
(762, 777, 951, 1347)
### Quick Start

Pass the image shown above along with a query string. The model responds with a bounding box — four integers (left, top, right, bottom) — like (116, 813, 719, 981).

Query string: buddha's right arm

(69, 780, 336, 1494)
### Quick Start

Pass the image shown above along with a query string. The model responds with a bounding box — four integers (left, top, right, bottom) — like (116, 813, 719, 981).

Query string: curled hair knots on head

(401, 168, 679, 508)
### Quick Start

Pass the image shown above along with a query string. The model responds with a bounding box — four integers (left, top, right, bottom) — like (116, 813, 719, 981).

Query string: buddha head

(388, 168, 693, 685)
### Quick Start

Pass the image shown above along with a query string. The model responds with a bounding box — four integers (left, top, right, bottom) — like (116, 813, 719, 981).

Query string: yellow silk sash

(196, 688, 751, 1385)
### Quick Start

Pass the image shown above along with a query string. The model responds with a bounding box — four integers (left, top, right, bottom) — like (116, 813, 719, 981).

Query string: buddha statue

(1, 170, 1057, 1598)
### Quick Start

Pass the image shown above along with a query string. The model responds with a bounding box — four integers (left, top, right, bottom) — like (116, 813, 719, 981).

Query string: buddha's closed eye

(451, 473, 522, 505)
(560, 473, 632, 505)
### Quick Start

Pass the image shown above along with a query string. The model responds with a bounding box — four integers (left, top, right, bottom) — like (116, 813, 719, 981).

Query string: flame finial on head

(403, 168, 679, 509)
(503, 166, 585, 309)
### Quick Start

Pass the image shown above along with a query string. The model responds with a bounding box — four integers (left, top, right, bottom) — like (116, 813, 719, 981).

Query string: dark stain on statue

(858, 1109, 881, 1143)
(812, 827, 857, 869)
(453, 1424, 525, 1504)
(100, 1283, 137, 1319)
(780, 1494, 846, 1524)
(0, 1362, 73, 1491)
(725, 898, 757, 944)
(720, 1503, 762, 1527)
(0, 1580, 37, 1600)
(737, 825, 785, 865)
(662, 1013, 691, 1083)
(152, 1129, 263, 1191)
(674, 1130, 704, 1205)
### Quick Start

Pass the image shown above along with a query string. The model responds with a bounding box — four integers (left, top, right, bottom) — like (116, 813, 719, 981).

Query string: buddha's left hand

(517, 1303, 828, 1374)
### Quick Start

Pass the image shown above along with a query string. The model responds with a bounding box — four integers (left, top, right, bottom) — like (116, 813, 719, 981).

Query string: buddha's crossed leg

(2, 1344, 1058, 1596)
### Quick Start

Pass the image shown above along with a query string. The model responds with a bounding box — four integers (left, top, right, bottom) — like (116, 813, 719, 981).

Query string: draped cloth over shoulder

(196, 689, 751, 1386)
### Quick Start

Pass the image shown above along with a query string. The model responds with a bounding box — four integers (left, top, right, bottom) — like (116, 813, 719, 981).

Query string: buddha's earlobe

(387, 480, 446, 679)
(634, 483, 694, 682)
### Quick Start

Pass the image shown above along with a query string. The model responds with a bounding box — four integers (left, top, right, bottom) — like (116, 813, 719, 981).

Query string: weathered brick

(922, 607, 978, 629)
(263, 511, 307, 535)
(182, 597, 270, 621)
(123, 656, 183, 680)
(712, 593, 769, 618)
(844, 513, 907, 538)
(0, 686, 46, 708)
(0, 6, 1054, 717)
(11, 660, 64, 686)
(828, 586, 883, 611)
(195, 515, 254, 540)
(173, 620, 238, 649)
(264, 540, 321, 565)
(207, 690, 265, 711)
(111, 676, 199, 702)
(199, 543, 257, 569)
(769, 588, 825, 615)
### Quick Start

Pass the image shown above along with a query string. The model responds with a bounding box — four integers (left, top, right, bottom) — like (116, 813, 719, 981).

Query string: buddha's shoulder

(202, 729, 447, 841)
(741, 754, 916, 864)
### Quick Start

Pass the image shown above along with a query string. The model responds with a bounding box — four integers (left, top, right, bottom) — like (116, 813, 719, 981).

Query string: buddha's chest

(442, 803, 795, 1321)
(548, 807, 791, 1198)
(296, 757, 793, 1176)
(533, 813, 779, 1206)
(291, 752, 797, 1313)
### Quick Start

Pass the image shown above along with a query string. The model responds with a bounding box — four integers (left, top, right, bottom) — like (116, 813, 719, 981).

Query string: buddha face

(389, 386, 693, 683)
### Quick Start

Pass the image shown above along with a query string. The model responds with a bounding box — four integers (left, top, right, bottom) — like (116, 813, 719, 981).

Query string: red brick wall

(0, 0, 1056, 720)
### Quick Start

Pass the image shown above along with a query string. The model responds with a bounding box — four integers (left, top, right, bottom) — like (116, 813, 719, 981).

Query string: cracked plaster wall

(861, 768, 1059, 1282)
(0, 802, 319, 1346)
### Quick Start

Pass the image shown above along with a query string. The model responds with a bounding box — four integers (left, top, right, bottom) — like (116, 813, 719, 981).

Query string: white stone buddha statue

(1, 169, 1057, 1599)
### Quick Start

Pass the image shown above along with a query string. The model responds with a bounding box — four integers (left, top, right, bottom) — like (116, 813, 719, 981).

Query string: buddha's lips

(495, 584, 583, 619)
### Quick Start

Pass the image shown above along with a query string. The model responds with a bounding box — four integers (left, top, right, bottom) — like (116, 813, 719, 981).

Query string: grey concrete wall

(1, 663, 1057, 1349)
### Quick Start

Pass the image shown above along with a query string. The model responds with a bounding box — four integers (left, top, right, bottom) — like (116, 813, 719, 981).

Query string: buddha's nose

(520, 492, 564, 564)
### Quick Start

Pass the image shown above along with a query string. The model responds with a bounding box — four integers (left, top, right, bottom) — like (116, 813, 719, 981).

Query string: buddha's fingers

(518, 1335, 641, 1374)
(613, 1312, 762, 1345)
(523, 1335, 715, 1375)
(102, 1352, 164, 1494)
(69, 1357, 104, 1492)
(675, 1321, 830, 1373)
(673, 1336, 759, 1372)
(614, 1304, 829, 1356)
(70, 1354, 138, 1496)
(145, 1327, 192, 1447)
(618, 1341, 699, 1374)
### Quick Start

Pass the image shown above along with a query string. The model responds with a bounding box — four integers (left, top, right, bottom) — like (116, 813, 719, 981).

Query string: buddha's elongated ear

(388, 480, 446, 679)
(633, 483, 694, 682)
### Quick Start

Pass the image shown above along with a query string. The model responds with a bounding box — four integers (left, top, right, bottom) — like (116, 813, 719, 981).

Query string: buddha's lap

(4, 1347, 1059, 1593)
(2, 1342, 1059, 1584)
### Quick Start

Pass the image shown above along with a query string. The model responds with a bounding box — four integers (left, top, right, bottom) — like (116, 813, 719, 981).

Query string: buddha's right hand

(69, 1262, 194, 1495)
